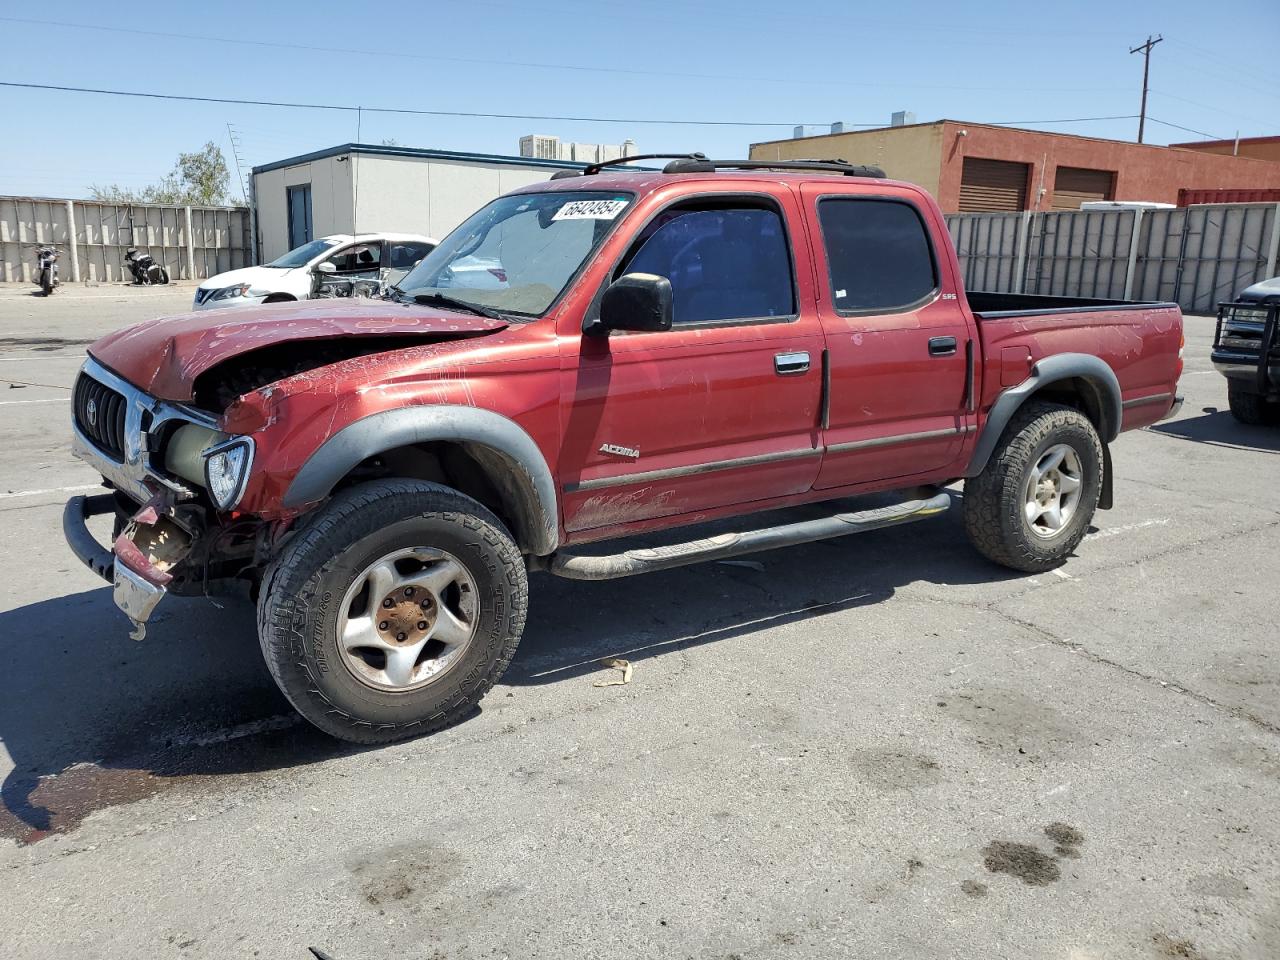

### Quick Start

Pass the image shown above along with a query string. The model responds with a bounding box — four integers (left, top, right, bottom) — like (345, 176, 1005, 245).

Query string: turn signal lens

(203, 439, 254, 511)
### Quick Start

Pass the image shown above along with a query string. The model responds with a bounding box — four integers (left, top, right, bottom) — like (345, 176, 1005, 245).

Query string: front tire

(39, 268, 52, 296)
(258, 479, 528, 744)
(1227, 384, 1273, 425)
(963, 402, 1103, 573)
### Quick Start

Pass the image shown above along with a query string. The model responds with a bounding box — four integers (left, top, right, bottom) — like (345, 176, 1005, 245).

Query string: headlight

(211, 283, 258, 301)
(203, 437, 254, 511)
(163, 423, 226, 484)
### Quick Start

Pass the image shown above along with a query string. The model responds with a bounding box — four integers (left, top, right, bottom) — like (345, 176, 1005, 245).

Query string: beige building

(251, 144, 585, 261)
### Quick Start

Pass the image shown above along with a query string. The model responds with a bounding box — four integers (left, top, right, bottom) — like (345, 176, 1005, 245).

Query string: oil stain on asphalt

(980, 823, 1085, 886)
(0, 718, 354, 846)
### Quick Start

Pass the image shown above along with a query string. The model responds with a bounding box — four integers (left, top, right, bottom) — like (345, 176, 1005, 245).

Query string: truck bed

(967, 290, 1178, 318)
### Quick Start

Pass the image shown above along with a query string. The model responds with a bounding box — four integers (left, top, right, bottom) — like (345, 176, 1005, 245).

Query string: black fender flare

(965, 352, 1122, 479)
(283, 405, 559, 555)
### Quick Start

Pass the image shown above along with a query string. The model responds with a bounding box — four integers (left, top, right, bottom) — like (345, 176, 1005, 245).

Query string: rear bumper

(1161, 395, 1184, 421)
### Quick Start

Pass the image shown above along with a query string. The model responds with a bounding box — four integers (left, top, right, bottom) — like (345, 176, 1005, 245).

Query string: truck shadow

(0, 503, 1022, 844)
(1147, 407, 1280, 454)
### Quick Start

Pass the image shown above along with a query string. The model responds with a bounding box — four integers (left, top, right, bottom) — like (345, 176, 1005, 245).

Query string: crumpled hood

(197, 265, 296, 291)
(88, 298, 508, 402)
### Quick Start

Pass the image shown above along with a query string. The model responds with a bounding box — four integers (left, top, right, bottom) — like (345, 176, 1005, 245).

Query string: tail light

(1175, 331, 1184, 381)
(487, 268, 508, 282)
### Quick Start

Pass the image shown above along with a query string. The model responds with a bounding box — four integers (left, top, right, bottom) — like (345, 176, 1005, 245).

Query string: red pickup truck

(63, 156, 1184, 742)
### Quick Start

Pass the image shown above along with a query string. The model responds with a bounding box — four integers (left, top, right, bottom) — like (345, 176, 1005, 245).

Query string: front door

(559, 192, 825, 535)
(287, 184, 313, 250)
(799, 186, 974, 489)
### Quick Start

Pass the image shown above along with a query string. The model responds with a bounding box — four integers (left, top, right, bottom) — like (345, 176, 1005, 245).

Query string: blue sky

(2, 0, 1277, 201)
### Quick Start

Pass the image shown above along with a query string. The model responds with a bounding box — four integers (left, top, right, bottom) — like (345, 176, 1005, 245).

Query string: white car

(192, 233, 437, 310)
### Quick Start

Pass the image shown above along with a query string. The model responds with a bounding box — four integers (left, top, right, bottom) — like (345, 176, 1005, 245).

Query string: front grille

(73, 372, 129, 460)
(193, 288, 213, 306)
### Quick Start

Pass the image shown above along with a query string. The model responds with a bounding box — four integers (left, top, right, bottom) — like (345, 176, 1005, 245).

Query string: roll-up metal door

(1051, 167, 1114, 210)
(958, 158, 1030, 212)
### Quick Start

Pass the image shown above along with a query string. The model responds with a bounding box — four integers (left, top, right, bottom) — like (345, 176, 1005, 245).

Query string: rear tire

(963, 402, 1103, 573)
(257, 479, 528, 744)
(1227, 384, 1273, 425)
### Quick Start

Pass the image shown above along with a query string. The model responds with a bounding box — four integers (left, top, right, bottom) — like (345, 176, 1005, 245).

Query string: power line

(1164, 37, 1280, 89)
(0, 82, 1152, 137)
(1145, 116, 1223, 141)
(987, 114, 1139, 126)
(0, 80, 835, 128)
(1147, 90, 1264, 128)
(0, 16, 1119, 95)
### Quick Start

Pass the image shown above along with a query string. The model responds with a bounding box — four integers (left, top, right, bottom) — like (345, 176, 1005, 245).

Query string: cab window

(816, 198, 937, 313)
(617, 201, 794, 325)
(324, 242, 383, 274)
(389, 242, 435, 269)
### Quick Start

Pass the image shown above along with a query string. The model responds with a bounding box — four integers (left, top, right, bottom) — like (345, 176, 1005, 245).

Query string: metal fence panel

(947, 212, 1024, 294)
(946, 202, 1280, 313)
(0, 195, 249, 284)
(1025, 209, 1135, 300)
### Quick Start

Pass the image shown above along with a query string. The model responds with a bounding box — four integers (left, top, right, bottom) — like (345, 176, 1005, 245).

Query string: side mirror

(316, 261, 336, 274)
(593, 273, 673, 336)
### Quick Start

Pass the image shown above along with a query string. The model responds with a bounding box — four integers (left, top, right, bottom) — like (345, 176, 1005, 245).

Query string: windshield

(396, 191, 633, 316)
(266, 237, 340, 268)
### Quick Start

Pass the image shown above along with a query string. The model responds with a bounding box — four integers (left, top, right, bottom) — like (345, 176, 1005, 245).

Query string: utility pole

(1129, 34, 1163, 144)
(226, 123, 250, 204)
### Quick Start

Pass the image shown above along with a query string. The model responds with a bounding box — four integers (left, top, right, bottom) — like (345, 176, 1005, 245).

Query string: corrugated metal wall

(0, 196, 250, 284)
(946, 202, 1280, 313)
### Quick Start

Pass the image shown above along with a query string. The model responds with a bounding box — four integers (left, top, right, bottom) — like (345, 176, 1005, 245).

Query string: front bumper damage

(63, 491, 193, 640)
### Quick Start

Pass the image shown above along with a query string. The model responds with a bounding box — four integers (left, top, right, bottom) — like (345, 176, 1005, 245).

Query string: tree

(91, 142, 232, 206)
(380, 137, 401, 147)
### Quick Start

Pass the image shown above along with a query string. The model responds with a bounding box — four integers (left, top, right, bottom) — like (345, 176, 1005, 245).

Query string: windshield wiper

(412, 292, 504, 320)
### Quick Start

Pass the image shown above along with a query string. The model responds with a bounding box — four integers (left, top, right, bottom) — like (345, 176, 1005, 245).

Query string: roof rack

(663, 158, 886, 178)
(550, 153, 886, 180)
(550, 153, 709, 179)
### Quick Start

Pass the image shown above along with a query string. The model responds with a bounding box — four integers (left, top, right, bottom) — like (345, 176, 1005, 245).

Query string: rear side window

(620, 204, 794, 324)
(389, 242, 435, 268)
(817, 199, 937, 313)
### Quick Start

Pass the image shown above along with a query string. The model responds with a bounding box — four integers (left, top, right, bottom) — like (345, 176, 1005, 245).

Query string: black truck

(1213, 276, 1280, 424)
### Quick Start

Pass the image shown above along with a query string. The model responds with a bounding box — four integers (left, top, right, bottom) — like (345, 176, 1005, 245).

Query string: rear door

(799, 184, 974, 489)
(558, 186, 825, 534)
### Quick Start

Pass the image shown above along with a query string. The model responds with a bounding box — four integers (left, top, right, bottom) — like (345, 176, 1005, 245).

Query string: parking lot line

(0, 354, 87, 361)
(0, 397, 67, 406)
(0, 483, 99, 500)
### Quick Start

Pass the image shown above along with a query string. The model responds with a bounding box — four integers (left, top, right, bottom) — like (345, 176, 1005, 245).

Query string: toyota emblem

(86, 397, 98, 428)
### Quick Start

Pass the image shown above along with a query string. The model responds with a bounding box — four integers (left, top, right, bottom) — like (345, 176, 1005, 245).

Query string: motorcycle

(34, 246, 60, 297)
(124, 247, 170, 285)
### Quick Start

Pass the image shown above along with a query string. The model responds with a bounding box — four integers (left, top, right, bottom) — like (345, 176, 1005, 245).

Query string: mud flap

(1098, 443, 1113, 511)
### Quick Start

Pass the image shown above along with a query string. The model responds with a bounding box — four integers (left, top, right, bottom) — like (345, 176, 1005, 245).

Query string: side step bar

(548, 491, 951, 581)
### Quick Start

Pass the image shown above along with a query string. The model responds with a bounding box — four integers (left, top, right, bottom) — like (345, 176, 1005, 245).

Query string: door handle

(928, 336, 958, 356)
(774, 351, 811, 375)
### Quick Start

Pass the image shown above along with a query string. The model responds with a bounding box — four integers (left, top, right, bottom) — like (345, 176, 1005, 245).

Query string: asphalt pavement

(0, 283, 1277, 959)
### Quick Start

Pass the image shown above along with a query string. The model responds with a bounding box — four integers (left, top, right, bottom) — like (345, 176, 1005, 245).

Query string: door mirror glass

(594, 273, 673, 335)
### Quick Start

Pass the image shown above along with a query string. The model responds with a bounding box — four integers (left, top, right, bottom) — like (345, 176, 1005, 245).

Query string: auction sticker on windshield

(552, 199, 629, 221)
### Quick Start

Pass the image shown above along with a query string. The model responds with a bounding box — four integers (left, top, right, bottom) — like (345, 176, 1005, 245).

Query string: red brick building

(1169, 135, 1280, 164)
(749, 120, 1280, 213)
